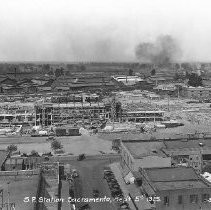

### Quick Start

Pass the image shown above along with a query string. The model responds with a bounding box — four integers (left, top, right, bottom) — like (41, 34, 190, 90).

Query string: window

(164, 196, 169, 206)
(190, 194, 198, 203)
(178, 195, 183, 204)
(202, 194, 210, 202)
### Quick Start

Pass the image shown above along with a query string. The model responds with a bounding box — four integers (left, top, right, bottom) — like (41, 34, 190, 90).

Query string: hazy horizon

(1, 0, 211, 62)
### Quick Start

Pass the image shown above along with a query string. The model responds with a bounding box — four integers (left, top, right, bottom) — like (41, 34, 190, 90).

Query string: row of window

(164, 194, 210, 205)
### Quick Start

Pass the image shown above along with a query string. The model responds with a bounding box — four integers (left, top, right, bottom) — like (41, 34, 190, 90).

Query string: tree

(128, 69, 133, 76)
(55, 68, 64, 77)
(7, 144, 17, 153)
(43, 64, 50, 73)
(181, 63, 192, 70)
(175, 63, 180, 70)
(150, 69, 156, 76)
(30, 150, 40, 157)
(80, 65, 86, 72)
(51, 140, 63, 151)
(188, 73, 203, 87)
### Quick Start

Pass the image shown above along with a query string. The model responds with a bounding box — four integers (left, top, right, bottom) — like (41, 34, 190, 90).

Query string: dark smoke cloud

(135, 35, 182, 64)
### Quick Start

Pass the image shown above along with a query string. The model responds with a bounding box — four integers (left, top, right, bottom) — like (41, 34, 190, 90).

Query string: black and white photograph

(0, 0, 211, 209)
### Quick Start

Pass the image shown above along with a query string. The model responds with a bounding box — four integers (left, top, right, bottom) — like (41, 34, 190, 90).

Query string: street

(61, 158, 119, 210)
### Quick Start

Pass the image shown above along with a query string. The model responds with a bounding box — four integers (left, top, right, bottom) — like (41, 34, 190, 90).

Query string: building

(0, 113, 34, 126)
(142, 92, 161, 100)
(112, 75, 143, 86)
(153, 84, 177, 95)
(0, 168, 59, 210)
(52, 75, 117, 91)
(0, 169, 46, 210)
(120, 137, 211, 175)
(138, 167, 211, 210)
(0, 150, 9, 171)
(115, 90, 160, 105)
(51, 93, 100, 104)
(35, 102, 112, 126)
(4, 157, 24, 171)
(120, 140, 171, 173)
(37, 79, 54, 92)
(121, 110, 165, 123)
(182, 86, 211, 99)
(162, 138, 211, 174)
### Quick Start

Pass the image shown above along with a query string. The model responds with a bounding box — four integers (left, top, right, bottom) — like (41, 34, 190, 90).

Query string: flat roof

(163, 139, 211, 149)
(144, 167, 211, 191)
(122, 138, 211, 158)
(0, 173, 39, 210)
(123, 141, 166, 158)
(162, 139, 211, 155)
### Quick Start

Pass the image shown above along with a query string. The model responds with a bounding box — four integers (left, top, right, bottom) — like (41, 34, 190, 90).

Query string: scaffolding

(35, 101, 112, 127)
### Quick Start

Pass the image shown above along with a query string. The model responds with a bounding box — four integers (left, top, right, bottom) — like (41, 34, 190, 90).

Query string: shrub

(7, 144, 17, 153)
(51, 140, 63, 151)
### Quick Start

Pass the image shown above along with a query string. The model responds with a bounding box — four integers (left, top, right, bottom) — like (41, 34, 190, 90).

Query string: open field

(0, 135, 114, 155)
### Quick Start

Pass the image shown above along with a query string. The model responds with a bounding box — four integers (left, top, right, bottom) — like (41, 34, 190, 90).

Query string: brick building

(139, 167, 211, 210)
(120, 140, 171, 173)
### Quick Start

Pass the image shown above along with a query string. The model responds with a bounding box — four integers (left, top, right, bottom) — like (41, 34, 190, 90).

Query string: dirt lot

(0, 135, 114, 155)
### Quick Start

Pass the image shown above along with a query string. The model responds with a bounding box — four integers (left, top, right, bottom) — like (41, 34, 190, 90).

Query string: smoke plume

(135, 35, 182, 64)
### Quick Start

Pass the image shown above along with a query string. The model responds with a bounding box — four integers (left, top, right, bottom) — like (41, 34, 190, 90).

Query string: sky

(0, 0, 211, 62)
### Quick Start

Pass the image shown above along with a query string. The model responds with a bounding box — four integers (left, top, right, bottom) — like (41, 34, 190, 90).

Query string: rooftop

(143, 167, 211, 191)
(0, 170, 40, 210)
(163, 139, 211, 149)
(122, 138, 211, 158)
(123, 141, 166, 158)
(162, 139, 211, 155)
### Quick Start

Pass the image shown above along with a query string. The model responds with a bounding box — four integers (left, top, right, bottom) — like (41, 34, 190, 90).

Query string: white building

(112, 75, 143, 86)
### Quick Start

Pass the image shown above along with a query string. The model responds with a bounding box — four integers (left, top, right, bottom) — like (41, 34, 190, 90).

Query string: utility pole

(111, 96, 116, 129)
(167, 93, 170, 112)
(0, 189, 3, 209)
(177, 87, 180, 99)
(7, 182, 10, 210)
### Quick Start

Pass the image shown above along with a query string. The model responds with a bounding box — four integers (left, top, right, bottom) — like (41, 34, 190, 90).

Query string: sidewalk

(61, 180, 72, 210)
(110, 163, 154, 210)
(109, 163, 138, 210)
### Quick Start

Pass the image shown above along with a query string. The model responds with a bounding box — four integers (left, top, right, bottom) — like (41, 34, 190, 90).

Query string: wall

(120, 142, 135, 171)
(0, 169, 40, 180)
(120, 142, 171, 172)
(156, 188, 211, 210)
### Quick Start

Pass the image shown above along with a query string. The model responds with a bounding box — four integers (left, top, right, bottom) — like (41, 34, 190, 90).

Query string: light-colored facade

(112, 75, 143, 86)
